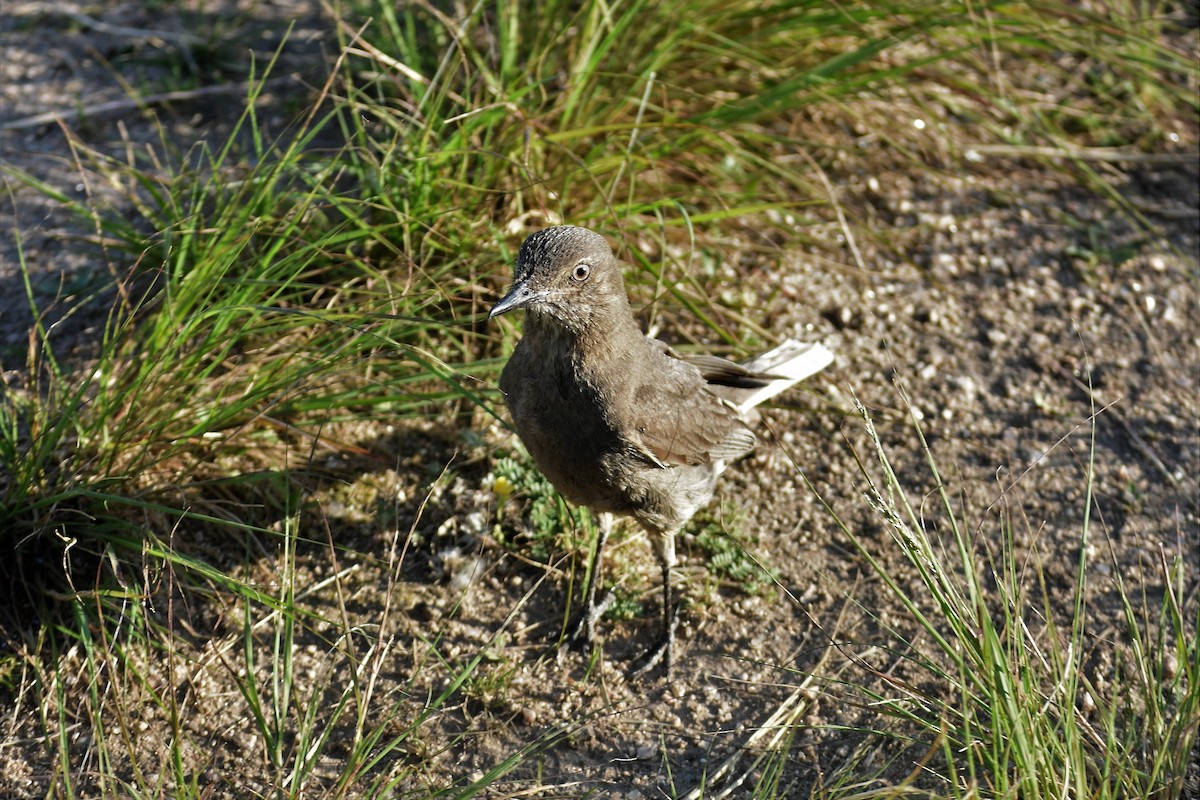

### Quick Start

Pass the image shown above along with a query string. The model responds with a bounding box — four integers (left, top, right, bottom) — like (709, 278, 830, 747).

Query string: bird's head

(489, 226, 631, 333)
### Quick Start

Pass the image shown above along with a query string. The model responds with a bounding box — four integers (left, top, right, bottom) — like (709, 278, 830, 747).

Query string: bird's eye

(571, 262, 592, 283)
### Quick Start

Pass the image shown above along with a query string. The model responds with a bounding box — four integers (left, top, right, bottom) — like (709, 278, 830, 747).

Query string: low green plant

(491, 452, 590, 563)
(692, 503, 780, 597)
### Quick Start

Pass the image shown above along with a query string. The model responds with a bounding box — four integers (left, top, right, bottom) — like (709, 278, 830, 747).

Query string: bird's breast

(497, 330, 720, 529)
(499, 340, 628, 506)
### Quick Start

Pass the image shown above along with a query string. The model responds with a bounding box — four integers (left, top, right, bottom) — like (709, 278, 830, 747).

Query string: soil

(1, 1, 1197, 797)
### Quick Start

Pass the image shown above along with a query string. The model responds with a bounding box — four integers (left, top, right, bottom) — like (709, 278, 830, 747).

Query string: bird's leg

(568, 512, 615, 649)
(630, 529, 681, 679)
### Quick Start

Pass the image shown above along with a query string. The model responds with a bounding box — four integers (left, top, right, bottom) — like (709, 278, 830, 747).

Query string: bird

(489, 225, 833, 676)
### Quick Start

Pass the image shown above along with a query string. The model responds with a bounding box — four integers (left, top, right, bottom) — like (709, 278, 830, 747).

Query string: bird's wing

(649, 339, 770, 387)
(627, 342, 757, 467)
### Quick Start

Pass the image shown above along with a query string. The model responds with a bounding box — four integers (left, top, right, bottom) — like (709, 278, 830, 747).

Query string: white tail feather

(735, 339, 834, 413)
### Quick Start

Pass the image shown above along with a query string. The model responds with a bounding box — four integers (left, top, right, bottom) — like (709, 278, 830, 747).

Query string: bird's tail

(732, 339, 834, 413)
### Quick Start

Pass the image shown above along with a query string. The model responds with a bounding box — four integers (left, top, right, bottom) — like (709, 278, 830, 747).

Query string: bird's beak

(489, 280, 539, 319)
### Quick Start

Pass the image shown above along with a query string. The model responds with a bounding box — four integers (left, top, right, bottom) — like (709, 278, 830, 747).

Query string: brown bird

(490, 226, 832, 676)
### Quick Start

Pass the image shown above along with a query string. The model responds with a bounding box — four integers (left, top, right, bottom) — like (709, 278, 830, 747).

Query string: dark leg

(631, 533, 681, 679)
(568, 512, 615, 649)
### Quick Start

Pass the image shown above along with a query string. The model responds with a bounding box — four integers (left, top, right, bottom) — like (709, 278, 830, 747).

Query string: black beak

(489, 280, 540, 319)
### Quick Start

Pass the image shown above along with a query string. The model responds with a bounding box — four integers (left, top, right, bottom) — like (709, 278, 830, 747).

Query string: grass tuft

(794, 388, 1199, 798)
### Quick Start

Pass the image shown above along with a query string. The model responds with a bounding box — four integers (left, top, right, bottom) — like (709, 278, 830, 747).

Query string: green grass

(1, 0, 1195, 796)
(784, 391, 1199, 799)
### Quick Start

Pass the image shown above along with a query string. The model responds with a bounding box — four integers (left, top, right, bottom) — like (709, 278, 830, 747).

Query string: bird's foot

(561, 588, 616, 656)
(628, 604, 682, 680)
